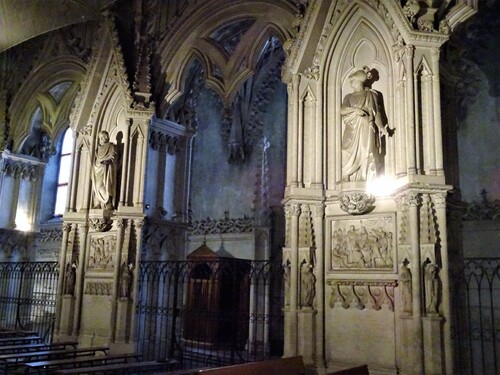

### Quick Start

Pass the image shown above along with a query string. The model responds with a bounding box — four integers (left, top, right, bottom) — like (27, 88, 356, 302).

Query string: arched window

(54, 128, 73, 216)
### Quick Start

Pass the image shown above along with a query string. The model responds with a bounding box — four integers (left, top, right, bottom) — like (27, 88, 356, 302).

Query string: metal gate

(452, 258, 500, 374)
(0, 262, 59, 341)
(135, 259, 284, 369)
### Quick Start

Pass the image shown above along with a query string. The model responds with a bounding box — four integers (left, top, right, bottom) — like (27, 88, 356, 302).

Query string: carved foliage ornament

(39, 228, 63, 242)
(190, 214, 254, 235)
(89, 218, 112, 232)
(339, 192, 376, 215)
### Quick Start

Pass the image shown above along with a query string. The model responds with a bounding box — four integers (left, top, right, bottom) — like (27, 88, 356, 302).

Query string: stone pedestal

(399, 315, 421, 375)
(115, 298, 132, 343)
(58, 295, 75, 337)
(283, 307, 296, 357)
(423, 316, 444, 375)
(298, 308, 316, 365)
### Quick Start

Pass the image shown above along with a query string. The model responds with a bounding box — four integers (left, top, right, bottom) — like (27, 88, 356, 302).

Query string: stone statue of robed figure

(91, 130, 117, 210)
(340, 68, 391, 182)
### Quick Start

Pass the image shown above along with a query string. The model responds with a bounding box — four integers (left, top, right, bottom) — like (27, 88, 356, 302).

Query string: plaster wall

(458, 83, 500, 202)
(190, 89, 256, 220)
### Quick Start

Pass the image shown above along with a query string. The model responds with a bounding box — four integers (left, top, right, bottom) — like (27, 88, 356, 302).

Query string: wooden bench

(0, 336, 42, 347)
(0, 330, 38, 338)
(0, 341, 78, 355)
(196, 356, 306, 375)
(0, 346, 109, 374)
(23, 353, 141, 374)
(54, 359, 179, 374)
(329, 364, 369, 374)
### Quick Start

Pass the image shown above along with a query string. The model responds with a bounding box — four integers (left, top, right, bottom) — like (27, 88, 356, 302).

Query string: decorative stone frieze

(463, 191, 500, 221)
(149, 130, 180, 154)
(190, 214, 254, 235)
(1, 157, 45, 181)
(84, 281, 113, 296)
(39, 228, 63, 242)
(327, 279, 396, 311)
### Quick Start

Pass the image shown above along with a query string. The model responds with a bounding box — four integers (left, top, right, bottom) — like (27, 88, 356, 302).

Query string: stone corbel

(89, 218, 113, 232)
(339, 191, 376, 215)
(328, 280, 396, 311)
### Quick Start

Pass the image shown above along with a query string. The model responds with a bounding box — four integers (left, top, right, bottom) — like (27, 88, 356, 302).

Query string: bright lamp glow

(366, 176, 397, 197)
(15, 210, 32, 232)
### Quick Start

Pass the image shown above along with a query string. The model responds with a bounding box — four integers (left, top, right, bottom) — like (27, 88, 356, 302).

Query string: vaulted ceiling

(0, 0, 114, 53)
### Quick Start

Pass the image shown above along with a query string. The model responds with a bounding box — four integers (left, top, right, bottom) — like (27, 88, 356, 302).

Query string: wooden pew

(0, 346, 109, 374)
(0, 330, 38, 338)
(196, 356, 306, 375)
(329, 364, 369, 374)
(23, 353, 141, 374)
(0, 341, 78, 355)
(54, 359, 179, 374)
(0, 336, 42, 347)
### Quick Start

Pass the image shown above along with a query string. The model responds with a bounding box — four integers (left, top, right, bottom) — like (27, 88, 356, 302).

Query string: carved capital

(134, 219, 145, 228)
(291, 204, 301, 217)
(311, 204, 324, 219)
(303, 65, 319, 80)
(432, 193, 447, 208)
(406, 193, 421, 207)
(115, 218, 126, 229)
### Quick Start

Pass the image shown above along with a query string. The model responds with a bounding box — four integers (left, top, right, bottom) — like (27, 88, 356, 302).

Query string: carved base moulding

(327, 279, 396, 311)
(326, 214, 396, 273)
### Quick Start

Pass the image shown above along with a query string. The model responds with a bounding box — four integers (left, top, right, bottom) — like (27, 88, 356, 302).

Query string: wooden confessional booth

(183, 243, 251, 349)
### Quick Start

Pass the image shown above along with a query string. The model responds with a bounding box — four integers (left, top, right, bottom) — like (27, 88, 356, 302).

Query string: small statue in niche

(283, 260, 291, 306)
(119, 262, 133, 299)
(340, 67, 391, 182)
(64, 263, 77, 295)
(300, 261, 316, 308)
(400, 260, 412, 314)
(425, 262, 440, 315)
(91, 131, 117, 210)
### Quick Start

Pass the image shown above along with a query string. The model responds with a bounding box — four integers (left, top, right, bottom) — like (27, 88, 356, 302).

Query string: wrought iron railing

(452, 257, 500, 375)
(135, 259, 284, 369)
(0, 262, 59, 342)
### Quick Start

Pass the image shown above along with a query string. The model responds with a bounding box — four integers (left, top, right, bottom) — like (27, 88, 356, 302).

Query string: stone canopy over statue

(91, 130, 117, 210)
(340, 67, 391, 182)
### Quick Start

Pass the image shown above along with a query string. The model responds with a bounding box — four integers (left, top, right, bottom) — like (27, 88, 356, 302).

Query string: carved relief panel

(88, 234, 116, 270)
(327, 215, 395, 272)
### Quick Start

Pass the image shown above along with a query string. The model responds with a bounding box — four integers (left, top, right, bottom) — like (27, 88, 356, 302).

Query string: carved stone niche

(328, 214, 395, 271)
